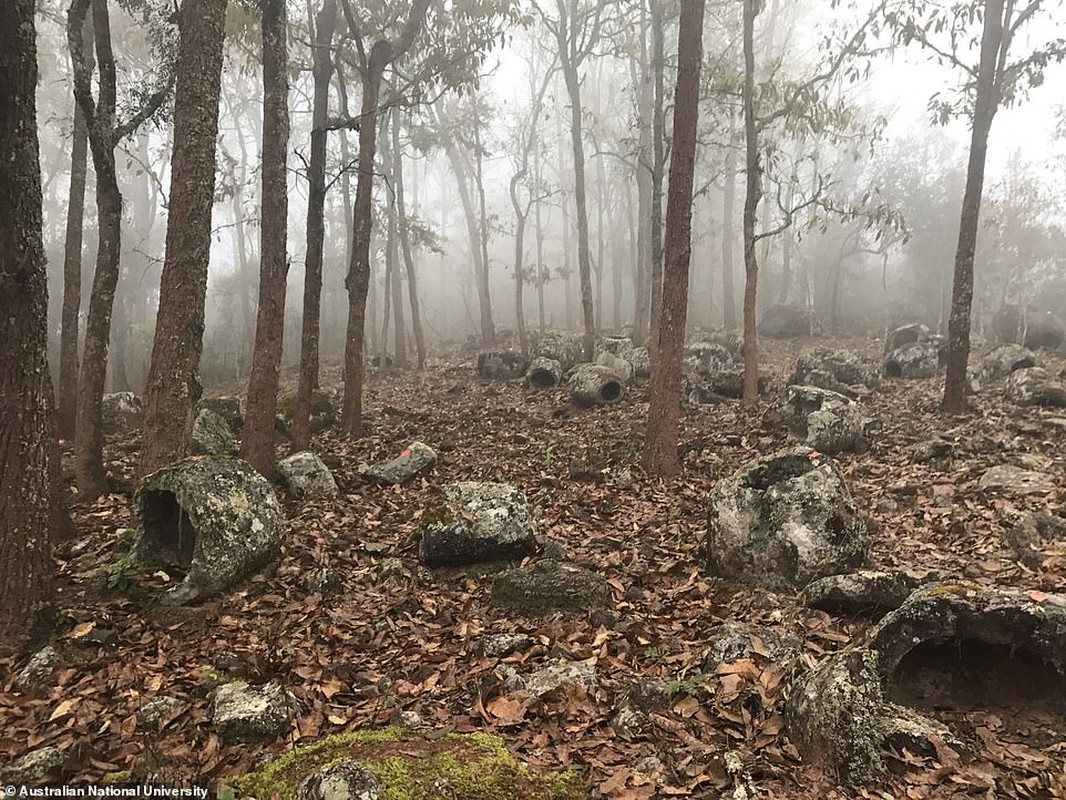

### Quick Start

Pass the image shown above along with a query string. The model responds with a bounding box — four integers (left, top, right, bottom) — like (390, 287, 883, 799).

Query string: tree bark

(721, 145, 737, 328)
(59, 14, 94, 441)
(647, 0, 665, 362)
(392, 108, 427, 369)
(140, 0, 228, 477)
(942, 0, 1004, 412)
(741, 0, 761, 405)
(293, 0, 337, 450)
(0, 0, 59, 651)
(241, 0, 290, 477)
(510, 170, 529, 353)
(642, 0, 705, 478)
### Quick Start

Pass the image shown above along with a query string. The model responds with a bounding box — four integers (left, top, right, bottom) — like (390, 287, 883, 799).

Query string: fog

(33, 0, 1066, 393)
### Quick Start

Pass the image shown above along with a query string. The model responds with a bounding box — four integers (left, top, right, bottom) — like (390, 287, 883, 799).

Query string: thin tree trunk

(293, 0, 336, 450)
(534, 146, 547, 335)
(384, 121, 406, 367)
(777, 180, 795, 304)
(59, 14, 93, 441)
(741, 0, 761, 405)
(392, 108, 426, 369)
(472, 119, 495, 347)
(0, 0, 59, 651)
(241, 0, 290, 477)
(510, 171, 529, 354)
(942, 0, 1004, 412)
(648, 0, 665, 360)
(721, 145, 737, 329)
(643, 0, 705, 477)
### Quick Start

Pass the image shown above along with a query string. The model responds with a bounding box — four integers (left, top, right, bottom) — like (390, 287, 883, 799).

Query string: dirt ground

(2, 336, 1064, 799)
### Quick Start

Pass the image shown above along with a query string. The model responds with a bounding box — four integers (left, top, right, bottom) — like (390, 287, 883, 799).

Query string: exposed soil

(2, 336, 1065, 799)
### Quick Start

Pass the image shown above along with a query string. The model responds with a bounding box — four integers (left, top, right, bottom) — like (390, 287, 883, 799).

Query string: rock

(981, 344, 1038, 380)
(305, 566, 343, 595)
(276, 389, 336, 436)
(197, 396, 242, 432)
(420, 482, 537, 567)
(883, 341, 940, 379)
(702, 622, 802, 671)
(976, 464, 1055, 494)
(1, 745, 66, 784)
(705, 330, 745, 358)
(490, 559, 611, 614)
(133, 456, 285, 604)
(993, 304, 1066, 350)
(278, 451, 338, 498)
(595, 334, 633, 356)
(190, 408, 236, 456)
(14, 645, 60, 693)
(759, 304, 810, 338)
(595, 351, 633, 383)
(524, 660, 598, 698)
(704, 447, 868, 589)
(698, 369, 771, 400)
(884, 323, 931, 355)
(626, 346, 651, 379)
(910, 438, 954, 464)
(567, 363, 626, 407)
(533, 329, 584, 370)
(1004, 366, 1066, 407)
(378, 557, 404, 581)
(210, 680, 292, 744)
(802, 570, 920, 616)
(773, 385, 875, 454)
(476, 350, 529, 380)
(364, 441, 437, 485)
(791, 348, 880, 396)
(1002, 511, 1066, 568)
(136, 696, 183, 731)
(476, 633, 534, 659)
(101, 391, 143, 435)
(525, 357, 563, 390)
(299, 762, 381, 800)
(685, 341, 734, 374)
(231, 729, 585, 799)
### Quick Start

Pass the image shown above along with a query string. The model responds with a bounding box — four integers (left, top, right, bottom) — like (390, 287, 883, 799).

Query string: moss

(227, 728, 586, 800)
(421, 504, 457, 529)
(101, 771, 132, 786)
(277, 390, 332, 418)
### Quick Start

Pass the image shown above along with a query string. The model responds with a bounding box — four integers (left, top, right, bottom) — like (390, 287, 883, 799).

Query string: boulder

(595, 351, 634, 383)
(625, 346, 651, 379)
(759, 304, 810, 338)
(276, 389, 336, 435)
(420, 482, 537, 567)
(525, 357, 563, 390)
(533, 329, 584, 370)
(190, 408, 236, 456)
(791, 348, 880, 396)
(977, 464, 1055, 494)
(476, 633, 534, 659)
(883, 323, 930, 355)
(210, 680, 293, 744)
(490, 559, 611, 614)
(910, 438, 954, 464)
(523, 660, 598, 699)
(685, 342, 734, 374)
(14, 646, 60, 693)
(773, 385, 875, 454)
(702, 622, 802, 671)
(476, 351, 529, 380)
(278, 451, 338, 498)
(298, 762, 381, 800)
(698, 370, 771, 400)
(132, 456, 285, 604)
(1002, 511, 1066, 568)
(197, 396, 242, 431)
(363, 441, 437, 484)
(136, 696, 183, 731)
(882, 341, 940, 379)
(993, 304, 1066, 350)
(1004, 366, 1066, 407)
(704, 448, 868, 589)
(101, 391, 143, 435)
(594, 334, 633, 356)
(981, 344, 1038, 380)
(1, 746, 67, 785)
(567, 363, 626, 407)
(802, 570, 920, 616)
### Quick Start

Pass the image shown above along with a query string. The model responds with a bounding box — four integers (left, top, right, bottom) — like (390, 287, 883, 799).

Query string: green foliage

(663, 672, 710, 699)
(102, 554, 141, 593)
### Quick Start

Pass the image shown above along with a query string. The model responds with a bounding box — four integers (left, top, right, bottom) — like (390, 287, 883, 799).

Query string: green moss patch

(227, 728, 585, 800)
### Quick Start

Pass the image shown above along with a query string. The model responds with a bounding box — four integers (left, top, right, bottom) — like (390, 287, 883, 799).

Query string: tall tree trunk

(384, 121, 406, 368)
(0, 0, 59, 651)
(776, 180, 795, 304)
(643, 0, 704, 478)
(472, 119, 495, 347)
(648, 0, 665, 360)
(392, 108, 427, 369)
(140, 0, 227, 477)
(241, 0, 290, 476)
(293, 0, 336, 450)
(510, 171, 529, 354)
(942, 0, 1004, 412)
(534, 145, 547, 335)
(721, 145, 737, 329)
(741, 0, 761, 405)
(631, 4, 653, 344)
(59, 14, 94, 441)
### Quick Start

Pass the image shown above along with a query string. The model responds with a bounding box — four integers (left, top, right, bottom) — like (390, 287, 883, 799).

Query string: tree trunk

(139, 0, 227, 477)
(648, 0, 665, 361)
(510, 171, 529, 354)
(472, 119, 495, 347)
(241, 0, 290, 477)
(392, 108, 427, 369)
(293, 0, 336, 450)
(534, 145, 547, 335)
(942, 0, 1004, 412)
(721, 146, 737, 328)
(741, 0, 761, 405)
(0, 0, 59, 652)
(642, 0, 705, 478)
(776, 180, 795, 304)
(631, 5, 653, 345)
(385, 125, 406, 368)
(59, 14, 94, 441)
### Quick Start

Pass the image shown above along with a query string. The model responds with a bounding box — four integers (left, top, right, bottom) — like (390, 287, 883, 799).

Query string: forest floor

(2, 336, 1065, 799)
